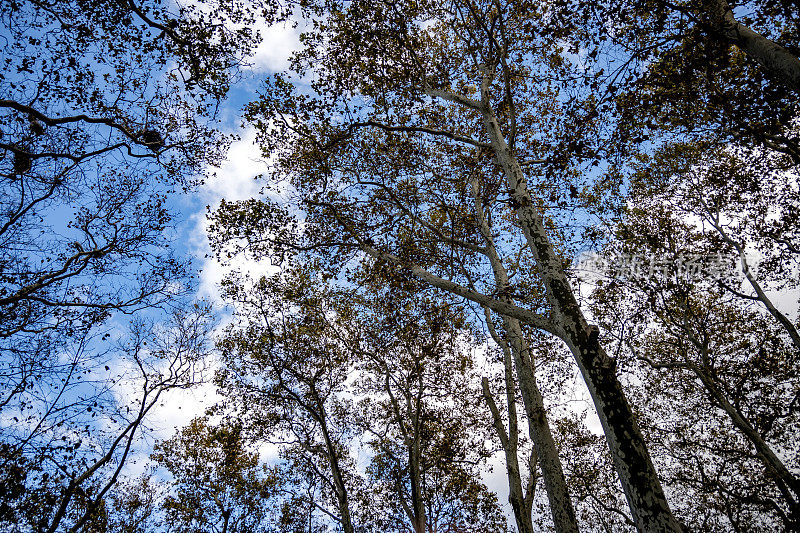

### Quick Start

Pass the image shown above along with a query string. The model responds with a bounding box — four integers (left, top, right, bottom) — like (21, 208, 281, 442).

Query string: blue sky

(137, 20, 305, 442)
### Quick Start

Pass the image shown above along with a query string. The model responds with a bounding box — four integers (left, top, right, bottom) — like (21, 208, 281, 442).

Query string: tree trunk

(482, 366, 536, 533)
(221, 509, 231, 533)
(409, 442, 426, 533)
(707, 0, 800, 92)
(691, 363, 800, 518)
(481, 101, 682, 532)
(473, 182, 579, 533)
(504, 316, 580, 532)
(315, 399, 356, 533)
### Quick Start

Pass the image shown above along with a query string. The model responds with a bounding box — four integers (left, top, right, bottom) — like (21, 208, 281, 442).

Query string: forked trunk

(482, 105, 682, 532)
(707, 0, 800, 92)
(473, 182, 579, 533)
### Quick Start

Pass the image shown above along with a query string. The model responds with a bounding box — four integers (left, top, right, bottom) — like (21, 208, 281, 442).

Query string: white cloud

(194, 238, 280, 306)
(249, 21, 302, 73)
(203, 126, 269, 202)
(114, 7, 304, 482)
(149, 380, 222, 436)
(190, 126, 282, 305)
(122, 125, 281, 473)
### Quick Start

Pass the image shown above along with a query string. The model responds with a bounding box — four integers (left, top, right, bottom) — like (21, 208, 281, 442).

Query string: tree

(0, 304, 214, 532)
(349, 286, 507, 533)
(471, 170, 579, 532)
(106, 474, 163, 533)
(0, 0, 274, 423)
(701, 0, 800, 90)
(0, 0, 271, 343)
(480, 325, 539, 533)
(0, 1, 274, 530)
(580, 140, 800, 528)
(565, 0, 800, 162)
(215, 267, 362, 533)
(211, 253, 512, 532)
(210, 0, 684, 528)
(151, 416, 279, 533)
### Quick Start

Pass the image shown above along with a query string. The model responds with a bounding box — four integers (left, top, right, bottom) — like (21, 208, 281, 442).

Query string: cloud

(117, 9, 304, 481)
(249, 21, 302, 73)
(189, 126, 282, 305)
(124, 125, 280, 472)
(203, 126, 269, 202)
(149, 380, 222, 436)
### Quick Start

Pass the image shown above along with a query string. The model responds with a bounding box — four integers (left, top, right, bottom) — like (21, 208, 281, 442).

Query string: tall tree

(211, 253, 511, 532)
(212, 0, 683, 528)
(349, 287, 507, 533)
(480, 325, 538, 533)
(0, 304, 214, 533)
(215, 267, 362, 533)
(0, 2, 274, 529)
(581, 140, 800, 528)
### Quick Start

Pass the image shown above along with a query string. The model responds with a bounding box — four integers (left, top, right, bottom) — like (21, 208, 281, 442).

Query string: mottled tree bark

(707, 0, 800, 92)
(477, 73, 682, 532)
(473, 180, 579, 533)
(481, 352, 537, 533)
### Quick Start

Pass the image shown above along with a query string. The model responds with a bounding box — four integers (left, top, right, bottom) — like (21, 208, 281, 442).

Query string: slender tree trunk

(482, 351, 536, 533)
(473, 181, 579, 533)
(504, 315, 580, 532)
(706, 0, 800, 92)
(409, 440, 426, 533)
(480, 96, 682, 532)
(499, 328, 537, 533)
(221, 509, 231, 533)
(708, 218, 800, 351)
(691, 363, 800, 516)
(315, 399, 356, 533)
(382, 368, 426, 533)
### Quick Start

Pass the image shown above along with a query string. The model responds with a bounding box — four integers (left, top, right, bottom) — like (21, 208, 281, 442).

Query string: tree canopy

(3, 0, 799, 531)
